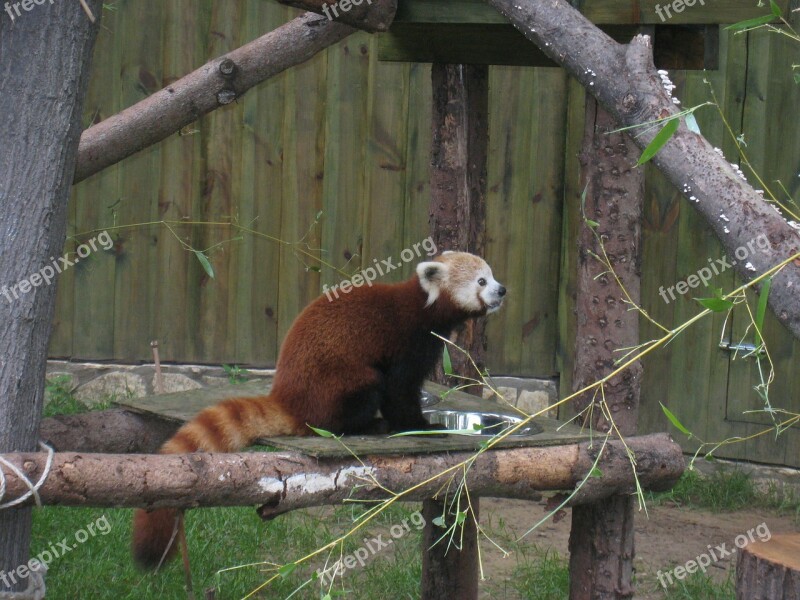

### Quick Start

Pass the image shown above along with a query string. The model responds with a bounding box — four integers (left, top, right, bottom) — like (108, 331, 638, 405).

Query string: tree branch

(0, 434, 682, 512)
(74, 12, 358, 183)
(486, 0, 800, 340)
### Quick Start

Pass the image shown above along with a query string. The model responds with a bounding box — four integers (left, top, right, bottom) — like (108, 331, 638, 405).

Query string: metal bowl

(420, 390, 442, 408)
(422, 409, 543, 437)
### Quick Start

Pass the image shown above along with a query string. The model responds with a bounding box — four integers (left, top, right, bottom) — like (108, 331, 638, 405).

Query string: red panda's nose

(497, 286, 506, 297)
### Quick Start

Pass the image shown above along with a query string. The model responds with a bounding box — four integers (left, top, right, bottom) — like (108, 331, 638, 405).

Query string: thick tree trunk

(39, 409, 178, 453)
(0, 0, 102, 591)
(0, 434, 683, 510)
(486, 0, 800, 340)
(425, 63, 489, 600)
(74, 12, 363, 183)
(736, 534, 800, 600)
(568, 101, 643, 600)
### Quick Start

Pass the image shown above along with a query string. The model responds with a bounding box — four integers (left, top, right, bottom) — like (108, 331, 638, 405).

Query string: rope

(0, 442, 55, 509)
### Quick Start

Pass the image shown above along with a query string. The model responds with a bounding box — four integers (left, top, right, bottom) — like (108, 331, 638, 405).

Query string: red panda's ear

(416, 261, 448, 306)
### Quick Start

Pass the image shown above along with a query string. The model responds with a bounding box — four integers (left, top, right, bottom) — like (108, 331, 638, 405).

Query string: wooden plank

(400, 62, 433, 279)
(485, 66, 566, 376)
(278, 9, 327, 346)
(118, 379, 589, 457)
(152, 0, 207, 364)
(556, 77, 587, 413)
(361, 44, 411, 279)
(194, 2, 244, 363)
(112, 0, 165, 361)
(321, 32, 372, 288)
(394, 0, 789, 25)
(233, 0, 287, 365)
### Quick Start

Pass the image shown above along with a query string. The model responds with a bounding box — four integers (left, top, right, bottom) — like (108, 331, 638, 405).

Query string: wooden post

(567, 98, 644, 599)
(422, 63, 488, 600)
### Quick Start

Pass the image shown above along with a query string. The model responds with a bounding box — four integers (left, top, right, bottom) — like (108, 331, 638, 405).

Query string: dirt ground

(474, 497, 800, 599)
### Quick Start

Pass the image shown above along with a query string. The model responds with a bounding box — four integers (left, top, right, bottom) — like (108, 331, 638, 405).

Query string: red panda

(132, 251, 505, 568)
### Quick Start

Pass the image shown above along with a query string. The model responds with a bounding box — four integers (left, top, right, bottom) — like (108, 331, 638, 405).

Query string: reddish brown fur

(132, 253, 500, 568)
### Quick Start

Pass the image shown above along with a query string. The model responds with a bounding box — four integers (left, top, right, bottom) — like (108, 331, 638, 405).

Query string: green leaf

(442, 345, 453, 376)
(770, 0, 781, 17)
(432, 516, 445, 527)
(589, 467, 603, 478)
(307, 265, 321, 273)
(660, 402, 691, 436)
(754, 277, 772, 348)
(455, 510, 467, 525)
(695, 296, 734, 312)
(279, 563, 296, 578)
(585, 219, 599, 229)
(193, 250, 215, 279)
(307, 425, 335, 438)
(794, 72, 800, 85)
(725, 13, 776, 32)
(637, 118, 679, 166)
(685, 112, 701, 135)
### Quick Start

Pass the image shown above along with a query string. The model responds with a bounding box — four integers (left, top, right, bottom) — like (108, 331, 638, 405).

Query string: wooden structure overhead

(379, 0, 789, 68)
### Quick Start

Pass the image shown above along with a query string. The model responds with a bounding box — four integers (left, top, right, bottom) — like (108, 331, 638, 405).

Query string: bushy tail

(132, 394, 304, 569)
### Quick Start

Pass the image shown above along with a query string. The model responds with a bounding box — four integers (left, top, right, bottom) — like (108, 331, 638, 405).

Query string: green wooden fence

(51, 1, 799, 465)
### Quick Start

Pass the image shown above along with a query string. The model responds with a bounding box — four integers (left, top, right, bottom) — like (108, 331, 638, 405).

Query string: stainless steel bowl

(422, 409, 543, 437)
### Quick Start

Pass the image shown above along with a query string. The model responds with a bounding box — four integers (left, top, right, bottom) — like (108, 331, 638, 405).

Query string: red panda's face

(416, 252, 506, 315)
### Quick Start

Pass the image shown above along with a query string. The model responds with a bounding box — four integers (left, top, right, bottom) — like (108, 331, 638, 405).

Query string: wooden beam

(0, 434, 684, 510)
(379, 23, 717, 69)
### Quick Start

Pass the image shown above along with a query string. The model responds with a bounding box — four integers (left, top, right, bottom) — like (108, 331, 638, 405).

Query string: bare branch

(486, 0, 800, 339)
(74, 12, 358, 183)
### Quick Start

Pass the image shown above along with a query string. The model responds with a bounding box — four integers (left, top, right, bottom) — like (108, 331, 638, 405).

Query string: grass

(509, 546, 570, 599)
(32, 503, 426, 599)
(649, 468, 800, 519)
(655, 569, 735, 600)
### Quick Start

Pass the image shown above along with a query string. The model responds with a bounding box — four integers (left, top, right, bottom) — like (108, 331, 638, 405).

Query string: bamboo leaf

(442, 345, 453, 375)
(660, 402, 691, 436)
(685, 112, 701, 135)
(279, 563, 296, 578)
(695, 296, 734, 312)
(637, 118, 679, 166)
(770, 0, 782, 17)
(193, 250, 214, 279)
(308, 425, 335, 438)
(725, 13, 776, 32)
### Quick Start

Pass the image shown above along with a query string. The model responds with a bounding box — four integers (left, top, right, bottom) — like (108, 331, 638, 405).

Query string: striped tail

(131, 395, 304, 569)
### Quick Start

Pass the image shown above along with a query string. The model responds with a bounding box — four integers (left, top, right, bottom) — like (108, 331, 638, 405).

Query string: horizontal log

(39, 409, 178, 453)
(74, 12, 356, 183)
(0, 434, 683, 512)
(276, 0, 398, 32)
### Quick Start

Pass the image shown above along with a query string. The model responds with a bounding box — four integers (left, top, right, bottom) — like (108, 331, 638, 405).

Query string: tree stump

(736, 534, 800, 600)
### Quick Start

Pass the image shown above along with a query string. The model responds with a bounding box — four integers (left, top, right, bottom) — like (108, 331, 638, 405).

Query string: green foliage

(221, 364, 249, 384)
(43, 376, 90, 418)
(658, 569, 735, 600)
(637, 118, 679, 166)
(510, 546, 570, 600)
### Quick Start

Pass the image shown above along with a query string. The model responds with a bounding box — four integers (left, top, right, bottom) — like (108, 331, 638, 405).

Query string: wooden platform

(118, 379, 590, 458)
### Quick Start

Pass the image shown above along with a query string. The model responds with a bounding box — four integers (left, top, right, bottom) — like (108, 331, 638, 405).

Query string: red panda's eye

(478, 278, 487, 286)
